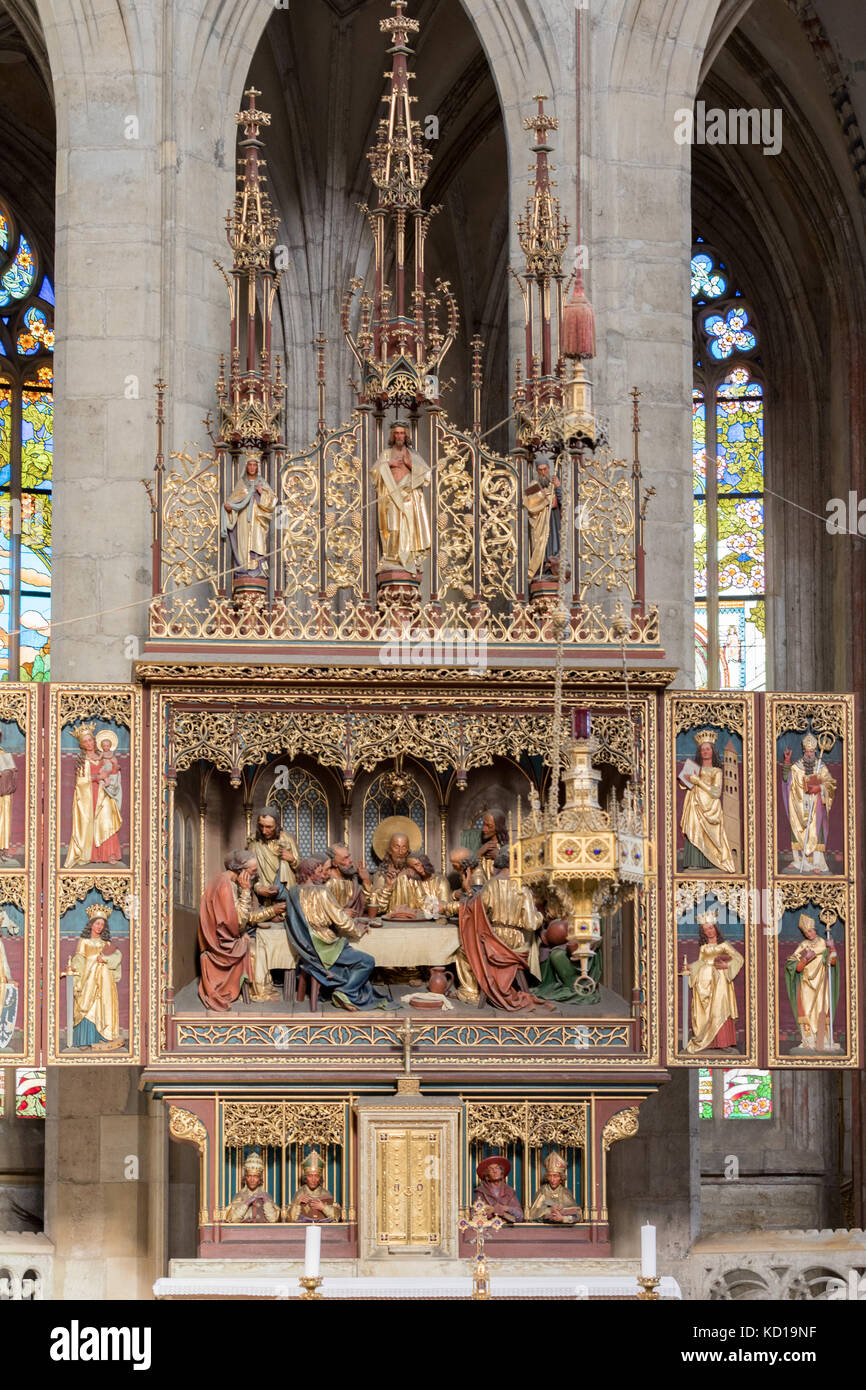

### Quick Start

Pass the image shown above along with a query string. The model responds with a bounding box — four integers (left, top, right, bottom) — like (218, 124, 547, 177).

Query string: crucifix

(459, 1199, 504, 1300)
(396, 1016, 421, 1094)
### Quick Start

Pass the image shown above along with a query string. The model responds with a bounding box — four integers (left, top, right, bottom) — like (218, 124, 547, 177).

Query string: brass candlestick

(637, 1275, 660, 1300)
(298, 1276, 323, 1300)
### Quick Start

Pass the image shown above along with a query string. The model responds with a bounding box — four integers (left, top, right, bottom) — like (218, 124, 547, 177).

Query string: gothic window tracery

(363, 768, 426, 866)
(0, 198, 52, 680)
(692, 242, 766, 691)
(266, 767, 330, 856)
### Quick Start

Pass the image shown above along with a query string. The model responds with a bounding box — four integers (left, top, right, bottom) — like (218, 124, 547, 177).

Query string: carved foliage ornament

(222, 1100, 345, 1149)
(671, 697, 746, 738)
(602, 1106, 640, 1151)
(466, 1100, 587, 1149)
(169, 1106, 207, 1154)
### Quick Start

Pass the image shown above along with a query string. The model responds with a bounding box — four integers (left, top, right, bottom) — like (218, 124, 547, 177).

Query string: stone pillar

(607, 1070, 700, 1261)
(43, 1067, 167, 1300)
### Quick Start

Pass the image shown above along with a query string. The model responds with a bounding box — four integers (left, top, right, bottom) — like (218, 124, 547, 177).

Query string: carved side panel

(0, 686, 38, 1065)
(766, 695, 858, 1068)
(323, 426, 363, 598)
(279, 441, 320, 598)
(664, 693, 758, 1067)
(161, 448, 220, 595)
(46, 686, 143, 1064)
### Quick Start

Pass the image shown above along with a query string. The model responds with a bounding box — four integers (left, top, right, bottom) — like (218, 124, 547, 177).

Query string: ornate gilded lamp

(509, 412, 651, 997)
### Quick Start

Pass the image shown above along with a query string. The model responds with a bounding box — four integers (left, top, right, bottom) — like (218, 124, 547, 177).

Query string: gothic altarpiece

(5, 3, 859, 1268)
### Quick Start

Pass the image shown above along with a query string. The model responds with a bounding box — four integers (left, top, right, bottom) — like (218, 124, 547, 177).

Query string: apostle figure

(684, 910, 744, 1053)
(405, 853, 457, 917)
(478, 809, 508, 880)
(280, 856, 385, 1010)
(0, 729, 17, 861)
(533, 918, 602, 1003)
(369, 818, 423, 916)
(680, 730, 736, 874)
(456, 853, 541, 1010)
(64, 905, 124, 1050)
(247, 806, 299, 889)
(324, 843, 375, 916)
(198, 850, 286, 1011)
(221, 451, 277, 581)
(781, 733, 836, 874)
(65, 724, 124, 867)
(784, 914, 839, 1051)
(523, 453, 562, 580)
(371, 422, 432, 573)
(288, 1148, 342, 1223)
(528, 1151, 581, 1224)
(473, 1154, 524, 1223)
(225, 1150, 280, 1224)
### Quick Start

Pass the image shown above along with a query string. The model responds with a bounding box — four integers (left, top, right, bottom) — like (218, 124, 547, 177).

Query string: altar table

(363, 920, 459, 969)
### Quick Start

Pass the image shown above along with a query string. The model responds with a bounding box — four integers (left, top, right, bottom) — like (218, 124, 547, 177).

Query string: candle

(640, 1223, 656, 1278)
(304, 1224, 321, 1277)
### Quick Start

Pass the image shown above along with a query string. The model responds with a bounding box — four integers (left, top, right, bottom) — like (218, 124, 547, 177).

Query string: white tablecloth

(363, 922, 460, 968)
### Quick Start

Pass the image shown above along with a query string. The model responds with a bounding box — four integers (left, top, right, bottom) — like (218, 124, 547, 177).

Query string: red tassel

(561, 270, 596, 359)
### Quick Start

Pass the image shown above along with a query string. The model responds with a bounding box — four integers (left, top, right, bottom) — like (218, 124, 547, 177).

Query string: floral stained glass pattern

(0, 201, 52, 682)
(693, 390, 706, 494)
(15, 1067, 46, 1118)
(16, 306, 54, 357)
(716, 371, 763, 495)
(723, 1069, 772, 1119)
(694, 500, 707, 597)
(704, 307, 757, 359)
(0, 377, 9, 486)
(0, 235, 36, 307)
(717, 498, 764, 597)
(698, 1067, 713, 1120)
(693, 243, 766, 693)
(691, 252, 726, 301)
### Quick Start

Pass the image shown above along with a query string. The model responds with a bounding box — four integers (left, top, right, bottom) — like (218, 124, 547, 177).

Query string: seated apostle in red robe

(197, 849, 285, 1011)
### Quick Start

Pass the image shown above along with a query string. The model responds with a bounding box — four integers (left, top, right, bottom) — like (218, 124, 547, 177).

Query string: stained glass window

(15, 1066, 46, 1118)
(723, 1068, 772, 1119)
(701, 1068, 774, 1120)
(692, 242, 765, 691)
(0, 199, 52, 679)
(698, 1067, 713, 1120)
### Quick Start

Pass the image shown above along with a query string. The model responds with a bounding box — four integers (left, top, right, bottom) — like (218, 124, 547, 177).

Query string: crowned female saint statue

(679, 730, 737, 874)
(63, 905, 124, 1051)
(371, 423, 432, 576)
(685, 910, 744, 1053)
(221, 451, 277, 589)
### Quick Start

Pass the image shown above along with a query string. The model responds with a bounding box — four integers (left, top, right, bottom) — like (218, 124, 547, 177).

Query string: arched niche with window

(692, 242, 766, 692)
(0, 199, 52, 680)
(262, 767, 330, 859)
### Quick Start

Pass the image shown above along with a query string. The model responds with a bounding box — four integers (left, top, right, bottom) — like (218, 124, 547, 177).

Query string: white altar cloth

(364, 921, 460, 969)
(154, 1274, 682, 1300)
